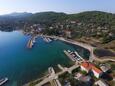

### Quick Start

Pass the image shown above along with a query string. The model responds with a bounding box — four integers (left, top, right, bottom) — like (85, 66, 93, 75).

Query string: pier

(63, 50, 76, 62)
(27, 36, 36, 48)
(63, 50, 85, 63)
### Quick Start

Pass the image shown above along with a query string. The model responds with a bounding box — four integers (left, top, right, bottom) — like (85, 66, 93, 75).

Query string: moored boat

(0, 77, 8, 86)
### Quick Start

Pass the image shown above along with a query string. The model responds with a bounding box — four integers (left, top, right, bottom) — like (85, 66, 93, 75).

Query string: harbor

(0, 31, 90, 86)
(27, 35, 53, 48)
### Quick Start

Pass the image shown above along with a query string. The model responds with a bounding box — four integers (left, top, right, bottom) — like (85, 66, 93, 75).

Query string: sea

(0, 31, 89, 86)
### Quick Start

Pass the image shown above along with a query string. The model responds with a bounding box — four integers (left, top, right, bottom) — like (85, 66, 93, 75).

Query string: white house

(95, 80, 109, 86)
(92, 66, 103, 78)
(81, 62, 102, 78)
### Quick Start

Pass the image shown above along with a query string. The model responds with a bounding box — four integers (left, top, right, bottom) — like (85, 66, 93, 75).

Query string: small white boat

(43, 37, 52, 43)
(0, 77, 8, 86)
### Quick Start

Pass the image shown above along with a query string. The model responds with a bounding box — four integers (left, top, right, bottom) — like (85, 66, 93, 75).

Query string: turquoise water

(0, 31, 89, 86)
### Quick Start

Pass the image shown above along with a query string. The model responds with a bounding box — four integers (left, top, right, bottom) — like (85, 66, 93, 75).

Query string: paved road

(35, 64, 79, 86)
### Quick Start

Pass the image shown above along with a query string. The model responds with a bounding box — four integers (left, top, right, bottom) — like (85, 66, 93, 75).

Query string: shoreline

(24, 35, 115, 86)
(23, 35, 92, 86)
(23, 60, 74, 86)
(44, 35, 95, 61)
(47, 35, 115, 62)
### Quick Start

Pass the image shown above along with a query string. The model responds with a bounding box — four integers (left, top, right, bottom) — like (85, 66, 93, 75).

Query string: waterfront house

(100, 64, 111, 73)
(81, 62, 92, 73)
(95, 80, 109, 86)
(80, 62, 103, 78)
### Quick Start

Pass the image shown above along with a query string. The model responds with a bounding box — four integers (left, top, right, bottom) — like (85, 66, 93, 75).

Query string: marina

(0, 31, 90, 86)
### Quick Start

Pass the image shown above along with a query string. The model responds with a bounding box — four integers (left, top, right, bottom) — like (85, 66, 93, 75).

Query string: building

(74, 73, 83, 80)
(81, 62, 103, 78)
(95, 80, 109, 86)
(81, 62, 92, 73)
(75, 73, 91, 82)
(92, 66, 103, 78)
(80, 76, 91, 82)
(64, 30, 72, 38)
(100, 64, 111, 72)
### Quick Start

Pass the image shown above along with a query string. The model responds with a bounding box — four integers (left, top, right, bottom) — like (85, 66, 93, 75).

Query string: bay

(0, 31, 89, 86)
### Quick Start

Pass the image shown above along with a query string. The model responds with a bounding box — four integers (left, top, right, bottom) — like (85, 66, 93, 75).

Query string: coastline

(44, 35, 95, 61)
(23, 59, 74, 86)
(47, 35, 115, 62)
(23, 35, 92, 86)
(24, 35, 115, 86)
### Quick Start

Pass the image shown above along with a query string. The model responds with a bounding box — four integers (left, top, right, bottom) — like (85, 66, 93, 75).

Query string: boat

(43, 37, 52, 43)
(0, 77, 8, 86)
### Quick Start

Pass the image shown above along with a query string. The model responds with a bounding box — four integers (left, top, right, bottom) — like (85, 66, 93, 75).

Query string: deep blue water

(0, 31, 89, 86)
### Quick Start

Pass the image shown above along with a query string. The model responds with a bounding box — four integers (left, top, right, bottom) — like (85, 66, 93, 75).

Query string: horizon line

(0, 10, 115, 16)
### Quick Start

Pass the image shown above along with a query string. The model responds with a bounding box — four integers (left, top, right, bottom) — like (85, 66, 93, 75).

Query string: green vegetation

(80, 70, 87, 75)
(0, 11, 115, 43)
(94, 48, 115, 57)
(28, 12, 67, 24)
(27, 11, 115, 43)
(72, 67, 80, 74)
(59, 72, 88, 86)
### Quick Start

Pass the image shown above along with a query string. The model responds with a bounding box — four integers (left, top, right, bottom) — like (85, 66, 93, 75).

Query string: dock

(27, 37, 36, 48)
(74, 51, 85, 61)
(63, 50, 76, 62)
(43, 37, 52, 43)
(64, 50, 85, 63)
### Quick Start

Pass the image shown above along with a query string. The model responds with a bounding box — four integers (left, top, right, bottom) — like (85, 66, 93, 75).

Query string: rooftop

(95, 80, 109, 86)
(81, 62, 102, 74)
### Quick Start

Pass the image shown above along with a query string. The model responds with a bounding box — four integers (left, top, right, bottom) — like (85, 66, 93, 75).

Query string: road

(46, 36, 95, 61)
(46, 35, 115, 62)
(35, 64, 79, 86)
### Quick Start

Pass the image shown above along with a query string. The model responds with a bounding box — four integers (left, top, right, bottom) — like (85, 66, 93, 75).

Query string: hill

(0, 11, 115, 44)
(27, 12, 68, 24)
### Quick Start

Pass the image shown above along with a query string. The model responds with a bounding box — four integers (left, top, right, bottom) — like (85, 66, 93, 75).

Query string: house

(95, 80, 109, 86)
(74, 73, 83, 80)
(100, 64, 111, 72)
(64, 30, 72, 38)
(92, 66, 103, 78)
(74, 73, 91, 82)
(81, 62, 92, 73)
(70, 21, 76, 24)
(81, 62, 103, 78)
(80, 76, 91, 82)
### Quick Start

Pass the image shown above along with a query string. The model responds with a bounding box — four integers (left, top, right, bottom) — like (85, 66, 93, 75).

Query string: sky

(0, 0, 115, 15)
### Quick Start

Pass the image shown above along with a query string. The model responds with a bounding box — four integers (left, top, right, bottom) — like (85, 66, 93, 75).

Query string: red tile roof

(81, 62, 102, 74)
(92, 66, 102, 74)
(81, 62, 93, 70)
